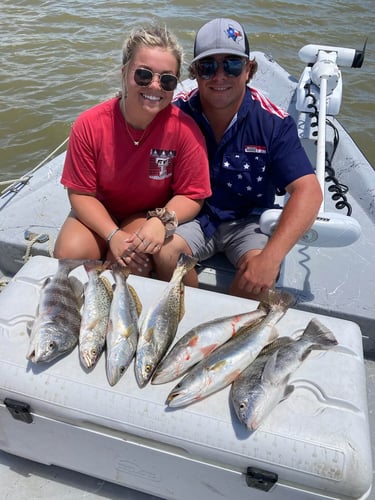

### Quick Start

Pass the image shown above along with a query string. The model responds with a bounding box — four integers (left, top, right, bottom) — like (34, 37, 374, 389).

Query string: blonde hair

(122, 24, 183, 78)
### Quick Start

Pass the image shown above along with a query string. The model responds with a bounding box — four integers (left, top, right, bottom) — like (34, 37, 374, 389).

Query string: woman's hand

(106, 228, 152, 274)
(125, 217, 166, 254)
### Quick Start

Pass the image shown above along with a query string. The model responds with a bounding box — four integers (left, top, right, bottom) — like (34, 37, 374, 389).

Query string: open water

(1, 0, 374, 184)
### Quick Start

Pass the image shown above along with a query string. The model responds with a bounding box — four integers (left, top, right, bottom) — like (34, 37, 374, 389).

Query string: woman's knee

(54, 217, 104, 260)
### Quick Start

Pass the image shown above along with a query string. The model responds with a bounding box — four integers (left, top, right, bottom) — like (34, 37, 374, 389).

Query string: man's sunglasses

(195, 57, 247, 80)
(133, 68, 178, 92)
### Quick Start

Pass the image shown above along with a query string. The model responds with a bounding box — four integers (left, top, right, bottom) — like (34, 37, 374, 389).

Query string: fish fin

(261, 350, 279, 384)
(281, 384, 295, 402)
(41, 276, 53, 288)
(259, 336, 293, 356)
(188, 335, 199, 347)
(100, 275, 114, 299)
(261, 347, 293, 386)
(201, 343, 219, 356)
(208, 359, 227, 372)
(178, 283, 185, 322)
(257, 301, 270, 314)
(68, 276, 84, 303)
(129, 285, 142, 316)
(302, 318, 338, 347)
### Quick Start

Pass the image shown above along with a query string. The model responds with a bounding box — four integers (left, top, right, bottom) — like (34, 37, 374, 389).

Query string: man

(154, 18, 322, 298)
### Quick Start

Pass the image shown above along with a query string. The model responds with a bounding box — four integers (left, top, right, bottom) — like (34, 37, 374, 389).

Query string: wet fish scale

(135, 253, 197, 387)
(79, 260, 113, 370)
(106, 264, 142, 386)
(152, 306, 267, 384)
(230, 318, 338, 431)
(166, 289, 295, 408)
(26, 259, 84, 363)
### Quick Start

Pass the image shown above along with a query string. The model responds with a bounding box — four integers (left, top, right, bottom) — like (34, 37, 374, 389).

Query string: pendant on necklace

(134, 140, 140, 146)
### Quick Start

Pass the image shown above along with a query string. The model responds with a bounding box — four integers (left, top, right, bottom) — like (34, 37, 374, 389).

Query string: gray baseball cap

(192, 18, 250, 63)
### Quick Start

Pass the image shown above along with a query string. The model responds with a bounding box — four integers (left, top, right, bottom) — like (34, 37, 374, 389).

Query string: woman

(54, 24, 211, 276)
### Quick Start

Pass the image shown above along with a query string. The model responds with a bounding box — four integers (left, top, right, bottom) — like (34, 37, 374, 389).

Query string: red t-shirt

(61, 97, 211, 220)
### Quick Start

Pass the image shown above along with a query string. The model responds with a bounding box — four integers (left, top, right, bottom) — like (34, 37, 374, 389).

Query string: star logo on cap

(226, 25, 243, 43)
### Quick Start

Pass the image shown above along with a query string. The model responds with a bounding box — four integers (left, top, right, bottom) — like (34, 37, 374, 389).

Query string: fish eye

(145, 364, 152, 373)
(119, 366, 125, 374)
(48, 341, 56, 351)
(91, 348, 97, 356)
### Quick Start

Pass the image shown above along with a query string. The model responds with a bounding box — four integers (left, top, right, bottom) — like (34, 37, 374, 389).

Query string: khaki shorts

(175, 216, 269, 268)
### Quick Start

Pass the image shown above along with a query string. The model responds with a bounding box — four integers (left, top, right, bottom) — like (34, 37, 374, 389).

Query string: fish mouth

(166, 389, 194, 408)
(135, 369, 151, 388)
(26, 350, 36, 363)
(81, 352, 96, 369)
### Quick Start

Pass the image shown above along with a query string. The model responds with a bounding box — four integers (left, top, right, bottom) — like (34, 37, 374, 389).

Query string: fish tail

(177, 252, 198, 271)
(111, 262, 131, 279)
(264, 289, 296, 312)
(302, 318, 338, 348)
(83, 259, 107, 274)
(58, 258, 87, 274)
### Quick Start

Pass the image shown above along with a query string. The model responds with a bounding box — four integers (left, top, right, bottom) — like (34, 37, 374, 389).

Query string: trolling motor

(260, 42, 366, 247)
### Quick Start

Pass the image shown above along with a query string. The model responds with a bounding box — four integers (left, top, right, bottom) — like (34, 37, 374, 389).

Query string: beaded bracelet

(146, 208, 178, 240)
(106, 227, 120, 244)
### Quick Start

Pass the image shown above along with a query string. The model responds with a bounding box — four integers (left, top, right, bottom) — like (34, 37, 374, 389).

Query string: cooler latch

(4, 398, 33, 424)
(246, 466, 278, 491)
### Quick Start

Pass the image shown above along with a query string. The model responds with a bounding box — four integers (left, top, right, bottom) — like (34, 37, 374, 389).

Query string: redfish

(166, 289, 295, 408)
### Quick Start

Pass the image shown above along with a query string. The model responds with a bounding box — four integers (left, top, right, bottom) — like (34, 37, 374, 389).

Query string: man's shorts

(175, 216, 269, 267)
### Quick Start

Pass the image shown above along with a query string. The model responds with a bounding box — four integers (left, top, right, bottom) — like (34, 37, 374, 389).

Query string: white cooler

(0, 256, 372, 499)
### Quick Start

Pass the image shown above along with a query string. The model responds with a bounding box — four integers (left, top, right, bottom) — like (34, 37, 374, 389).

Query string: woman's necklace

(124, 118, 148, 146)
(121, 98, 148, 146)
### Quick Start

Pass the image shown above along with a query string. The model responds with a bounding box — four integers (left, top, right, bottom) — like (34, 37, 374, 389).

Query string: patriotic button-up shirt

(174, 87, 314, 238)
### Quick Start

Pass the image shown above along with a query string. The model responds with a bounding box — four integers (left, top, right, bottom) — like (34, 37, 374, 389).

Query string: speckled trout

(79, 260, 113, 370)
(152, 305, 267, 385)
(106, 264, 142, 386)
(166, 289, 296, 408)
(230, 318, 338, 431)
(135, 253, 197, 387)
(26, 259, 84, 363)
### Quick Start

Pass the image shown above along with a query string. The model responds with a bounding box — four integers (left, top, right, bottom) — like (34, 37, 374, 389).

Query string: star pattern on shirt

(222, 158, 266, 197)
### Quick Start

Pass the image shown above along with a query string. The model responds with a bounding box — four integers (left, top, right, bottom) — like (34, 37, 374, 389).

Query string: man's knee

(154, 235, 193, 281)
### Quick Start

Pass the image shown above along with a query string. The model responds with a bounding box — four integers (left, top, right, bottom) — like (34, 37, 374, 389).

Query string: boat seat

(196, 253, 235, 294)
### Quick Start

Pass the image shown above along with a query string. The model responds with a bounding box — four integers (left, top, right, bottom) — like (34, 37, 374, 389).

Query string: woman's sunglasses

(195, 57, 247, 80)
(133, 68, 178, 92)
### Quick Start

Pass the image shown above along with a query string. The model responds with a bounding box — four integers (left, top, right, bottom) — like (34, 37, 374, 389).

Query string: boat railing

(0, 137, 69, 196)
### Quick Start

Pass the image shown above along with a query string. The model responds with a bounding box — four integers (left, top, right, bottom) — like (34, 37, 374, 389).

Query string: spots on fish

(230, 315, 242, 336)
(188, 335, 199, 347)
(201, 343, 219, 357)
